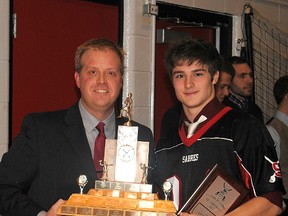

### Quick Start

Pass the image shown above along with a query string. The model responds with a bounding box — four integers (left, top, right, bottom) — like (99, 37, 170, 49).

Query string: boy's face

(172, 61, 218, 119)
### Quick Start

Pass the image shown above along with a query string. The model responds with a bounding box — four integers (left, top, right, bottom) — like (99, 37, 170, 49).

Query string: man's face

(172, 61, 218, 118)
(74, 49, 122, 118)
(230, 63, 253, 98)
(215, 71, 232, 102)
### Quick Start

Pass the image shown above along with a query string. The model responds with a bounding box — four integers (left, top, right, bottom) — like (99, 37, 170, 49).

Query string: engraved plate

(105, 190, 124, 198)
(125, 211, 141, 216)
(95, 181, 152, 193)
(95, 180, 112, 189)
(77, 207, 92, 215)
(109, 209, 125, 216)
(60, 206, 76, 214)
(140, 193, 156, 200)
(138, 200, 155, 209)
(88, 188, 104, 196)
(111, 182, 125, 190)
(125, 183, 140, 192)
(138, 184, 152, 193)
(93, 208, 109, 216)
(115, 126, 138, 182)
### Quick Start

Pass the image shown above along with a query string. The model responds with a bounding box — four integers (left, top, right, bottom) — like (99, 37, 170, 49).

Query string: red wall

(12, 0, 119, 139)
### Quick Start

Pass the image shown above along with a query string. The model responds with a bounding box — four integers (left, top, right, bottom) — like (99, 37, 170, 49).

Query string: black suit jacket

(0, 102, 155, 216)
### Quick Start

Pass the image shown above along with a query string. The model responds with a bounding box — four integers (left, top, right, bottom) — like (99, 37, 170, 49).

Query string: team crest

(264, 156, 282, 183)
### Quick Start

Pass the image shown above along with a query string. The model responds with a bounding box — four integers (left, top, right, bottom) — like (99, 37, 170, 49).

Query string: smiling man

(223, 56, 263, 122)
(154, 39, 285, 216)
(0, 38, 155, 216)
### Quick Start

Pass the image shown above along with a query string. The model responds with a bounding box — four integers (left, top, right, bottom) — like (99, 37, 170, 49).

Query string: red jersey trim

(179, 106, 232, 147)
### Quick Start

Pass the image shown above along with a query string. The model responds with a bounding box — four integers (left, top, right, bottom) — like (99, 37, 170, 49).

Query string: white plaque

(104, 139, 149, 183)
(115, 125, 138, 182)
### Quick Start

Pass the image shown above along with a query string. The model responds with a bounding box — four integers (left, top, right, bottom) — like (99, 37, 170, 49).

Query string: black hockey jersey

(154, 105, 285, 209)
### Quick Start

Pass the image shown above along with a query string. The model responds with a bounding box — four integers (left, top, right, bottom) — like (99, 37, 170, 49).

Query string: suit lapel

(62, 106, 129, 180)
(63, 103, 97, 179)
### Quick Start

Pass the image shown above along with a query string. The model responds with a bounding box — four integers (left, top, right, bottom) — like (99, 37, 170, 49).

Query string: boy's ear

(212, 71, 219, 84)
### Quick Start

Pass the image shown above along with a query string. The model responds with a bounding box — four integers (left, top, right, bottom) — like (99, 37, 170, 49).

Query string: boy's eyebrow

(172, 68, 208, 75)
(191, 68, 208, 73)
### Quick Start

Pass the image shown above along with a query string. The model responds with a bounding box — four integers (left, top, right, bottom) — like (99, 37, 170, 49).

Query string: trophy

(162, 181, 173, 201)
(57, 93, 176, 216)
(101, 92, 151, 186)
(77, 175, 88, 195)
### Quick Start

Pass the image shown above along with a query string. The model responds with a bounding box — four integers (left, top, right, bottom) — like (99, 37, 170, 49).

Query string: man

(214, 58, 234, 102)
(223, 56, 264, 122)
(0, 38, 155, 216)
(159, 57, 234, 139)
(154, 39, 285, 215)
(266, 75, 288, 214)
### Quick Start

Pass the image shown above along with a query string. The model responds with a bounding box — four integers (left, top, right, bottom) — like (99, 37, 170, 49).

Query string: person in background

(0, 38, 155, 216)
(159, 57, 234, 139)
(223, 56, 264, 122)
(215, 57, 235, 102)
(266, 75, 288, 215)
(154, 39, 285, 215)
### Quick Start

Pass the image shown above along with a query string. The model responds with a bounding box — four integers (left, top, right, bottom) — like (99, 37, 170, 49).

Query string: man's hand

(46, 199, 66, 216)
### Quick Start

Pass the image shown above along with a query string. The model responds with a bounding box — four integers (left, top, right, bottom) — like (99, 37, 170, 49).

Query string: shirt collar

(78, 100, 116, 137)
(228, 92, 249, 111)
(181, 97, 225, 133)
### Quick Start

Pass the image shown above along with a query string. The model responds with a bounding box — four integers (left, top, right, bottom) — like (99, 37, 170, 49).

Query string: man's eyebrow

(238, 71, 253, 74)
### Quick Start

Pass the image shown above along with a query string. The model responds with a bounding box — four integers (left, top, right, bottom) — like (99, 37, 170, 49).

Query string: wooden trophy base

(57, 187, 176, 216)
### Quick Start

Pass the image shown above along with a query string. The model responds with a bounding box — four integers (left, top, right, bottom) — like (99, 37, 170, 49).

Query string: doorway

(154, 2, 233, 142)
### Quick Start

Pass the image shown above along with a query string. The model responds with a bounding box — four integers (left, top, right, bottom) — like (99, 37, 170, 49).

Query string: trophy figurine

(99, 160, 113, 181)
(118, 92, 133, 126)
(140, 163, 148, 184)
